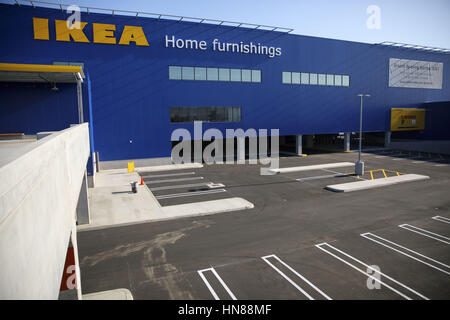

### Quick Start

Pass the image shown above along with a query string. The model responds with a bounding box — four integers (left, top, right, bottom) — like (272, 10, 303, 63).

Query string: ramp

(325, 174, 430, 192)
(161, 197, 254, 218)
(270, 162, 354, 174)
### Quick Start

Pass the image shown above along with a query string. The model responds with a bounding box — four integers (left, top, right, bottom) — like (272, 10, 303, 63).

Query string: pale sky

(5, 0, 450, 48)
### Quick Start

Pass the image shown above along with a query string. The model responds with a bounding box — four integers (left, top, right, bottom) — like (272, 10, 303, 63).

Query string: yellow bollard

(127, 161, 135, 173)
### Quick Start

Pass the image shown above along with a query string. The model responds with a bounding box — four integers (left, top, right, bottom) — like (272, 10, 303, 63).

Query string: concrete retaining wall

(0, 123, 90, 299)
(389, 140, 450, 155)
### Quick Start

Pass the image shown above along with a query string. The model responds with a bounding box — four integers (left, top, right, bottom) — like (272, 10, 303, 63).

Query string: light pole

(355, 94, 370, 175)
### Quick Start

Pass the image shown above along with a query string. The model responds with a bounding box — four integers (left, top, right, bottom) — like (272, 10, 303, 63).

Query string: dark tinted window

(170, 107, 241, 123)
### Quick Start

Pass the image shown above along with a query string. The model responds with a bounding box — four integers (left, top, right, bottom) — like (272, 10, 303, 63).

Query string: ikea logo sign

(32, 18, 149, 46)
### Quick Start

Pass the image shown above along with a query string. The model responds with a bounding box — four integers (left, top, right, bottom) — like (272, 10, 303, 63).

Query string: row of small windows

(169, 66, 261, 83)
(282, 72, 350, 86)
(170, 106, 242, 123)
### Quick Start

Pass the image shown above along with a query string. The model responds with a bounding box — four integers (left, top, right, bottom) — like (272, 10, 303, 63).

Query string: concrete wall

(0, 123, 90, 299)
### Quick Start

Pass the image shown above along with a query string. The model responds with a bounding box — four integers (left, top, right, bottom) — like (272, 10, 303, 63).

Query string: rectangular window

(170, 106, 242, 123)
(232, 106, 241, 121)
(318, 74, 326, 85)
(342, 75, 350, 86)
(182, 67, 194, 80)
(326, 74, 334, 85)
(169, 66, 182, 80)
(194, 67, 207, 80)
(251, 70, 261, 83)
(282, 72, 291, 84)
(219, 68, 230, 81)
(169, 66, 261, 83)
(301, 73, 309, 84)
(207, 68, 219, 81)
(283, 70, 349, 87)
(291, 72, 300, 84)
(242, 69, 252, 82)
(230, 69, 241, 82)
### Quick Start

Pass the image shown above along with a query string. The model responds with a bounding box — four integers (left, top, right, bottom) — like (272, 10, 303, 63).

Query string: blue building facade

(1, 3, 449, 161)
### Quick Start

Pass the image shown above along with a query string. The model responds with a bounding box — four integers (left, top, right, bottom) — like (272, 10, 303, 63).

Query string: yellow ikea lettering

(93, 23, 116, 44)
(32, 18, 149, 47)
(55, 19, 89, 43)
(118, 26, 149, 46)
(33, 18, 49, 40)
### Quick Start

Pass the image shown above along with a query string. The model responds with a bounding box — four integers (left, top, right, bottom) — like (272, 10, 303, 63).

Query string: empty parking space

(198, 259, 308, 300)
(261, 254, 331, 300)
(139, 169, 235, 207)
(315, 242, 429, 300)
(387, 221, 450, 261)
(291, 244, 414, 300)
(198, 267, 237, 300)
(399, 224, 450, 245)
(433, 216, 450, 224)
(361, 233, 450, 276)
(196, 255, 332, 300)
(327, 233, 450, 299)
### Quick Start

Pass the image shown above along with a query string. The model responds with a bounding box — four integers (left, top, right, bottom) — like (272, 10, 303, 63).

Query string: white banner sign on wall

(389, 58, 443, 89)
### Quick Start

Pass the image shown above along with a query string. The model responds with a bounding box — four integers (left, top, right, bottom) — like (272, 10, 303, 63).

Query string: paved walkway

(78, 164, 253, 231)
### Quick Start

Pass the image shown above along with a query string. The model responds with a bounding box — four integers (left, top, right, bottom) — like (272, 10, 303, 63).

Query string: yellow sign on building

(127, 161, 135, 173)
(390, 108, 425, 131)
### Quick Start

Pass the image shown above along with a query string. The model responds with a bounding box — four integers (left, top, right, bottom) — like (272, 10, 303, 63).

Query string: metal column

(296, 134, 302, 156)
(76, 79, 84, 124)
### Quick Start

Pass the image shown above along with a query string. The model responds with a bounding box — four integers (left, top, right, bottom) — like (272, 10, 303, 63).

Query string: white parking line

(296, 174, 350, 182)
(435, 164, 449, 167)
(412, 161, 425, 164)
(142, 172, 196, 178)
(315, 243, 428, 300)
(155, 189, 226, 199)
(432, 216, 450, 224)
(149, 182, 225, 191)
(145, 176, 204, 184)
(361, 233, 450, 276)
(321, 168, 367, 181)
(198, 268, 237, 300)
(375, 156, 387, 159)
(261, 254, 331, 300)
(399, 224, 450, 245)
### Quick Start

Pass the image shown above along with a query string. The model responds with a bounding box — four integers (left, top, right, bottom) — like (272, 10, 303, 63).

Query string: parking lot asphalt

(77, 150, 450, 300)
